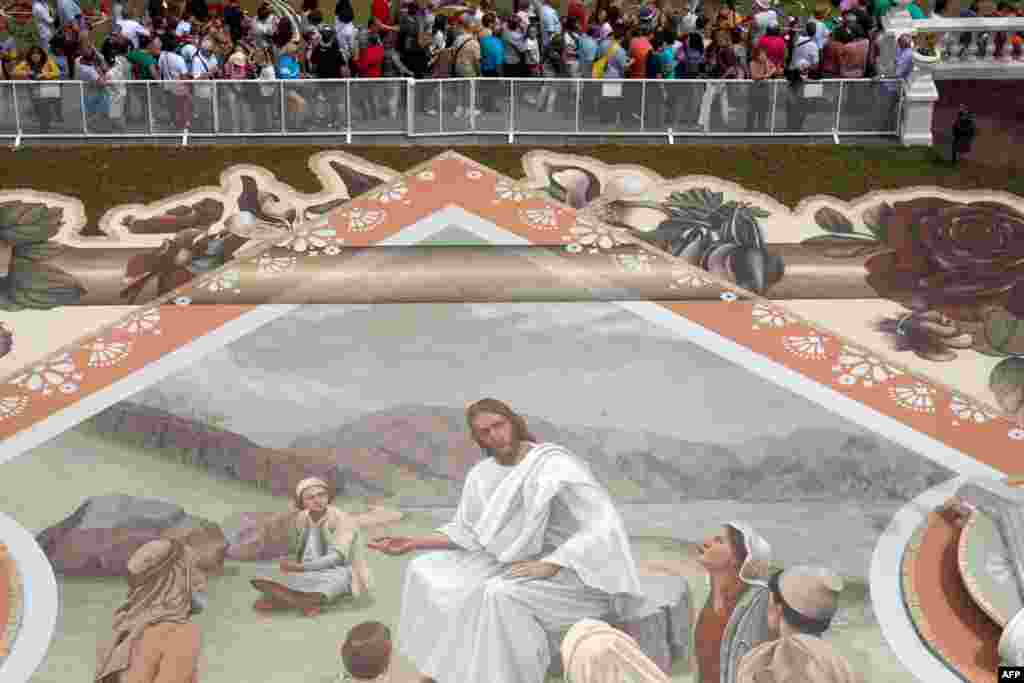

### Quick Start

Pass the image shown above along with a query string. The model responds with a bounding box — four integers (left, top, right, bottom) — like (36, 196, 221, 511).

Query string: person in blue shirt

(276, 42, 306, 130)
(479, 13, 505, 113)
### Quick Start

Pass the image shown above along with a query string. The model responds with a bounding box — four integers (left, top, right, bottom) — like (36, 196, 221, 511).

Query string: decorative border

(0, 543, 11, 660)
(0, 152, 1020, 472)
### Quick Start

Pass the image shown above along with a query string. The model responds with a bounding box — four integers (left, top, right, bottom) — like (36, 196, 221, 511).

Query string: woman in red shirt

(755, 24, 786, 69)
(372, 0, 391, 25)
(355, 33, 385, 123)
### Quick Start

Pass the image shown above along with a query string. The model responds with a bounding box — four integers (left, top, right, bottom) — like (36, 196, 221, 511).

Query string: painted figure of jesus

(368, 398, 645, 683)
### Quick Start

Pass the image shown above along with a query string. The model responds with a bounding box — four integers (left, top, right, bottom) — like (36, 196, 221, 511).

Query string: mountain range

(83, 401, 952, 505)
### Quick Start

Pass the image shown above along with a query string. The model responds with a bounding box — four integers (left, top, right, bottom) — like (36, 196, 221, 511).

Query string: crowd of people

(1, 0, 1022, 133)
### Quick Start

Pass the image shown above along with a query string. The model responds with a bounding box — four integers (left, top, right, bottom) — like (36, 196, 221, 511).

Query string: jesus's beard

(484, 438, 522, 465)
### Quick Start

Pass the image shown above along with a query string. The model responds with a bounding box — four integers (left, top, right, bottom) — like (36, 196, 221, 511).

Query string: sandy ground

(0, 427, 915, 682)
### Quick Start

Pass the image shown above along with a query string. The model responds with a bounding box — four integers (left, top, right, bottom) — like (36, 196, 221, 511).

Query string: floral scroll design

(802, 198, 1024, 425)
(600, 189, 785, 296)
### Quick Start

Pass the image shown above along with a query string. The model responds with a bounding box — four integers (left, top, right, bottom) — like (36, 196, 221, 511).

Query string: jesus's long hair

(465, 398, 538, 449)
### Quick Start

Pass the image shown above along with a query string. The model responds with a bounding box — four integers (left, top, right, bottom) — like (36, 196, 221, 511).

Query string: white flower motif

(201, 268, 241, 295)
(84, 338, 132, 368)
(174, 296, 191, 306)
(466, 169, 483, 180)
(495, 181, 528, 202)
(831, 346, 904, 388)
(752, 303, 795, 330)
(0, 394, 28, 420)
(373, 183, 409, 203)
(720, 292, 738, 302)
(566, 243, 583, 253)
(345, 208, 387, 233)
(417, 170, 436, 181)
(950, 394, 996, 425)
(889, 382, 937, 413)
(1010, 428, 1024, 441)
(986, 552, 1014, 584)
(520, 208, 558, 229)
(322, 245, 342, 256)
(114, 309, 161, 336)
(783, 333, 829, 360)
(257, 254, 298, 274)
(9, 353, 83, 396)
(567, 221, 633, 251)
(275, 223, 339, 252)
(614, 254, 654, 273)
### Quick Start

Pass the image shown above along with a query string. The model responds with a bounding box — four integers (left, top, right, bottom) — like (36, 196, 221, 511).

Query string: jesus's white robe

(397, 442, 645, 683)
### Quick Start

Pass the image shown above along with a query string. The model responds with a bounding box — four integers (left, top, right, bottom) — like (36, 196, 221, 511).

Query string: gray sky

(135, 302, 874, 448)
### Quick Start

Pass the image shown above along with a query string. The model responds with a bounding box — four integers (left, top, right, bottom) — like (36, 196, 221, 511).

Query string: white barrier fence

(0, 76, 905, 145)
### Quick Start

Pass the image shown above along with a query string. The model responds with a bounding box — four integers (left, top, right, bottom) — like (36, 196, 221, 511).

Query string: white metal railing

(0, 76, 905, 146)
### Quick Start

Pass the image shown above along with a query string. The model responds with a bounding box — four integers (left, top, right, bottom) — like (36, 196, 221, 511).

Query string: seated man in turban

(736, 566, 858, 683)
(95, 538, 207, 683)
(250, 477, 373, 617)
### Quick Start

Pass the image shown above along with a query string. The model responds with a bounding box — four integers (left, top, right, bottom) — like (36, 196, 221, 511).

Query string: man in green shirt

(126, 36, 160, 80)
(906, 0, 926, 18)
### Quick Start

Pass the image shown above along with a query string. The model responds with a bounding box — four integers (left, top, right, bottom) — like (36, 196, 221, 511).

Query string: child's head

(527, 22, 538, 38)
(341, 621, 392, 681)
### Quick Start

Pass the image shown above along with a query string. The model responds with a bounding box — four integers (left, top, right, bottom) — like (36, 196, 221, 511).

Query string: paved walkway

(933, 79, 1024, 168)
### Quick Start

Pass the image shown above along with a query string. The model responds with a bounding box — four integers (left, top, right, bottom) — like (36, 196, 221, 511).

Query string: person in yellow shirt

(13, 46, 63, 133)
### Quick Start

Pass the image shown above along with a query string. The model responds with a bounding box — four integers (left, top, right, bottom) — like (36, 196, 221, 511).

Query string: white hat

(724, 521, 773, 584)
(776, 566, 845, 623)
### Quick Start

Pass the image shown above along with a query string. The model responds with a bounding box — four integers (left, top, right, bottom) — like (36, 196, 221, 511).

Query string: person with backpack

(598, 23, 630, 126)
(671, 31, 704, 129)
(449, 14, 481, 120)
(313, 24, 348, 130)
(534, 18, 564, 114)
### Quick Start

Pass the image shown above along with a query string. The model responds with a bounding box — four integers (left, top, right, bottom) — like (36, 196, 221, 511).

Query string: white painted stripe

(870, 477, 969, 683)
(0, 511, 59, 683)
(0, 305, 300, 466)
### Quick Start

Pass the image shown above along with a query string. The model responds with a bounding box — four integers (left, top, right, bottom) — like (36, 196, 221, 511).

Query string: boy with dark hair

(340, 621, 392, 682)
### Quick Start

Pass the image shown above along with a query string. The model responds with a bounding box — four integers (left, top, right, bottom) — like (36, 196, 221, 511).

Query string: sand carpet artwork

(0, 150, 1020, 683)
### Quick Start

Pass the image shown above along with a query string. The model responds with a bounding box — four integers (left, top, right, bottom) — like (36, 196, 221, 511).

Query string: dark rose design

(866, 198, 1024, 316)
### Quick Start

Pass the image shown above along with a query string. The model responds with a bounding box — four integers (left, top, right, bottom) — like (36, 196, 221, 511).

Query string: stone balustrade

(880, 3, 1024, 146)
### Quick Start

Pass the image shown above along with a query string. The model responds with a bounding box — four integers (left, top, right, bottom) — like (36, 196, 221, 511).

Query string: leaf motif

(862, 202, 892, 243)
(328, 161, 385, 198)
(305, 197, 353, 218)
(0, 201, 63, 244)
(122, 198, 225, 235)
(12, 241, 63, 262)
(984, 308, 1024, 356)
(7, 259, 85, 308)
(815, 206, 855, 234)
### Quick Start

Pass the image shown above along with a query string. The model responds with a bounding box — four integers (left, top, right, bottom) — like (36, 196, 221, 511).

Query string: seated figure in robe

(692, 521, 774, 683)
(95, 538, 207, 683)
(250, 477, 373, 617)
(368, 398, 647, 683)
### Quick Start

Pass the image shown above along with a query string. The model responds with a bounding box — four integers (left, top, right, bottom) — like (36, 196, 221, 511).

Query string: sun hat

(775, 566, 844, 623)
(724, 521, 773, 584)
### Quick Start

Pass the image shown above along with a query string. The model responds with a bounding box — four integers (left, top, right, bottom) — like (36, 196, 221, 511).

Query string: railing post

(346, 80, 352, 144)
(470, 78, 477, 130)
(575, 79, 581, 133)
(640, 80, 646, 131)
(147, 81, 155, 135)
(439, 80, 444, 134)
(834, 80, 844, 144)
(895, 80, 905, 137)
(769, 80, 778, 134)
(212, 81, 220, 133)
(508, 79, 515, 144)
(279, 82, 286, 134)
(406, 78, 413, 135)
(80, 82, 89, 136)
(11, 83, 22, 148)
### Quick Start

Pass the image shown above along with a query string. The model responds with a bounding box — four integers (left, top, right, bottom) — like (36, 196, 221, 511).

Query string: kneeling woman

(251, 477, 373, 617)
